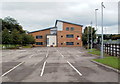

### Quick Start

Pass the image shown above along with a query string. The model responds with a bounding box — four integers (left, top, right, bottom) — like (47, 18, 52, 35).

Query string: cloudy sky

(0, 0, 119, 34)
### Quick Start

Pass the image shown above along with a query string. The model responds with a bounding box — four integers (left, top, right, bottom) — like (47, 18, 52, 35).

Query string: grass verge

(93, 56, 120, 70)
(88, 48, 120, 70)
(22, 45, 33, 48)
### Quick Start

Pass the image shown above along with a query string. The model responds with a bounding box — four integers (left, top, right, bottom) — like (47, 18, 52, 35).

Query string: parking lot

(1, 47, 119, 82)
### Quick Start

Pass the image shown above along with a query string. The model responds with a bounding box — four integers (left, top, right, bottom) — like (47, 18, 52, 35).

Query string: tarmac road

(1, 47, 119, 82)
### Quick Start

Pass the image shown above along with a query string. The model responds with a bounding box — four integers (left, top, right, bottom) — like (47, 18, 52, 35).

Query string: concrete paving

(1, 47, 119, 82)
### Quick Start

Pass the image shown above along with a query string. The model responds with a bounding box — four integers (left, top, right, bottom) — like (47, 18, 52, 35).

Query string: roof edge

(28, 27, 56, 33)
(55, 20, 83, 27)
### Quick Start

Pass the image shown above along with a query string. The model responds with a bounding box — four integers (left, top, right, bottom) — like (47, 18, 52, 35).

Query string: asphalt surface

(1, 47, 119, 82)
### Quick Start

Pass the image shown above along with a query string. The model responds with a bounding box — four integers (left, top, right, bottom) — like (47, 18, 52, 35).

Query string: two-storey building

(29, 20, 83, 47)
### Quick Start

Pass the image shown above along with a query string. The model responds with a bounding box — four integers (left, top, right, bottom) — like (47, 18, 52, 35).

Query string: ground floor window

(36, 42, 43, 45)
(66, 42, 74, 45)
(61, 43, 63, 45)
(77, 43, 79, 45)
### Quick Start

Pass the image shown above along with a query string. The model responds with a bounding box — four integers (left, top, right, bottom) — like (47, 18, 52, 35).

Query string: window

(77, 43, 79, 45)
(71, 27, 74, 31)
(51, 30, 57, 34)
(66, 27, 69, 31)
(36, 36, 43, 39)
(66, 42, 74, 45)
(61, 43, 63, 45)
(61, 36, 63, 38)
(66, 34, 74, 38)
(36, 42, 43, 45)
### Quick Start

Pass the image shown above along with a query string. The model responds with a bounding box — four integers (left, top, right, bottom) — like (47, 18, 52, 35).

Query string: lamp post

(95, 9, 98, 44)
(95, 9, 98, 30)
(87, 27, 89, 49)
(91, 21, 93, 50)
(101, 2, 105, 58)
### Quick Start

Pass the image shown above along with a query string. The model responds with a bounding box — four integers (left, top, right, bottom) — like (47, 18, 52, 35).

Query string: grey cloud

(1, 1, 118, 34)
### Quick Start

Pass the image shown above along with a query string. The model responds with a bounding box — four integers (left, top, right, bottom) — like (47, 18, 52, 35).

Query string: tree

(11, 29, 22, 45)
(82, 26, 97, 47)
(1, 16, 35, 46)
(4, 16, 19, 25)
(22, 34, 35, 45)
(2, 16, 25, 33)
(2, 28, 12, 44)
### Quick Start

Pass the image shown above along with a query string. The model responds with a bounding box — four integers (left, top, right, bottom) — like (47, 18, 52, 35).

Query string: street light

(101, 2, 105, 58)
(95, 9, 98, 30)
(87, 27, 89, 49)
(91, 21, 93, 50)
(95, 9, 98, 44)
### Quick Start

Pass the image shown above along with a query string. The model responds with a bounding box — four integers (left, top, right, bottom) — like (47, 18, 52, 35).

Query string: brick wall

(29, 29, 50, 47)
(57, 22, 83, 47)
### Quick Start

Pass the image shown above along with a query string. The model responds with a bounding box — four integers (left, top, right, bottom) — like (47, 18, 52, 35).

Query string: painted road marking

(67, 61, 82, 76)
(34, 62, 38, 66)
(34, 49, 49, 66)
(56, 49, 64, 58)
(1, 62, 24, 77)
(56, 48, 82, 76)
(40, 61, 46, 76)
(29, 55, 34, 58)
(76, 55, 79, 57)
(46, 48, 49, 58)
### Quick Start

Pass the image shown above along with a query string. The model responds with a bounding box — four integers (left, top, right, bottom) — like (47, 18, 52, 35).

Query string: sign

(76, 37, 81, 40)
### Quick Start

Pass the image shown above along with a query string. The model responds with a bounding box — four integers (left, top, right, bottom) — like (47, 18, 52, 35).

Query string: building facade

(29, 20, 83, 47)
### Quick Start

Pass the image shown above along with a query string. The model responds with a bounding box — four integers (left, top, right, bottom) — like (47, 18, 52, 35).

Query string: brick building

(29, 20, 83, 47)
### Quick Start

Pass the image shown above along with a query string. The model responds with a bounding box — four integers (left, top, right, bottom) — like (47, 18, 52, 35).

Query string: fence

(104, 44, 120, 57)
(93, 43, 120, 57)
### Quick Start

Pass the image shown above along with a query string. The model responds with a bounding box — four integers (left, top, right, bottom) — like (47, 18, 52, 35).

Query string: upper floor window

(66, 27, 69, 31)
(50, 30, 57, 34)
(36, 35, 43, 39)
(71, 27, 74, 31)
(66, 34, 74, 38)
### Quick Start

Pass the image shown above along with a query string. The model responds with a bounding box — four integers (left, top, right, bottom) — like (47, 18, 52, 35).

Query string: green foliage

(2, 28, 12, 44)
(11, 29, 22, 44)
(2, 16, 25, 33)
(88, 48, 120, 70)
(82, 26, 96, 46)
(94, 57, 120, 70)
(22, 45, 33, 48)
(22, 34, 35, 45)
(1, 16, 35, 48)
(88, 48, 109, 56)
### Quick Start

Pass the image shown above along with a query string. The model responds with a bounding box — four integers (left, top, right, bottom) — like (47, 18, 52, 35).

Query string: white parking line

(56, 49, 64, 58)
(67, 61, 82, 76)
(40, 61, 46, 76)
(1, 62, 24, 77)
(29, 55, 34, 58)
(76, 55, 79, 57)
(34, 62, 38, 66)
(46, 48, 49, 58)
